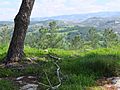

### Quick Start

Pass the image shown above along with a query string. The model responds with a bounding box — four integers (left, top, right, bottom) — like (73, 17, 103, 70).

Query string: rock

(108, 77, 120, 90)
(17, 81, 23, 85)
(16, 76, 24, 80)
(28, 76, 36, 79)
(115, 79, 120, 89)
(90, 77, 120, 90)
(111, 79, 117, 84)
(20, 84, 38, 90)
(104, 84, 117, 90)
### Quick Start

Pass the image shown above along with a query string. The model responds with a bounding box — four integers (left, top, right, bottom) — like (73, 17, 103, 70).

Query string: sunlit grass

(0, 46, 120, 89)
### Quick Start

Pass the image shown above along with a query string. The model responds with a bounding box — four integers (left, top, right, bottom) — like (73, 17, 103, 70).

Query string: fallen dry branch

(51, 61, 61, 90)
(38, 54, 62, 90)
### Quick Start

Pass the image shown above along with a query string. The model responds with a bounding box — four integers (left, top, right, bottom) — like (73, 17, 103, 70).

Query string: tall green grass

(0, 46, 120, 89)
(59, 48, 120, 89)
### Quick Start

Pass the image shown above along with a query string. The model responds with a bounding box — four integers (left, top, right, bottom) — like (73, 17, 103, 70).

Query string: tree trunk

(5, 0, 35, 64)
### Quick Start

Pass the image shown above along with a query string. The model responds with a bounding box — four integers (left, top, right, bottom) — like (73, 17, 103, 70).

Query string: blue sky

(0, 0, 120, 20)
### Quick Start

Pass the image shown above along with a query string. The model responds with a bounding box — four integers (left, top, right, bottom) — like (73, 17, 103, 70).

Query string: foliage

(59, 48, 120, 89)
(0, 25, 12, 45)
(69, 35, 84, 50)
(87, 28, 100, 49)
(25, 24, 119, 50)
(0, 21, 120, 89)
(102, 28, 119, 48)
(0, 80, 18, 90)
(26, 21, 65, 49)
(0, 22, 120, 50)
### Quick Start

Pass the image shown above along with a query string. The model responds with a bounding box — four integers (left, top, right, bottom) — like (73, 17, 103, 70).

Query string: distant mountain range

(30, 11, 120, 32)
(0, 21, 13, 26)
(1, 11, 120, 32)
(79, 16, 120, 32)
(31, 11, 120, 22)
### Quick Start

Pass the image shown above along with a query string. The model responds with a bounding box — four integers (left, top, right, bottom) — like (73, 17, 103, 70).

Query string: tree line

(0, 21, 119, 51)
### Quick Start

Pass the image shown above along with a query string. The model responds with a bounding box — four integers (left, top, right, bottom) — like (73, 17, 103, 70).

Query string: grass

(0, 46, 120, 89)
(0, 80, 18, 90)
(58, 48, 120, 89)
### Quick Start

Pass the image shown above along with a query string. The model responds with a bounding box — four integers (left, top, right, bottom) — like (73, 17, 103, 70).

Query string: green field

(0, 46, 120, 90)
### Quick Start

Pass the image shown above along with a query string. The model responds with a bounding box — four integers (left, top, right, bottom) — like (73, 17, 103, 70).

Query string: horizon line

(1, 11, 120, 21)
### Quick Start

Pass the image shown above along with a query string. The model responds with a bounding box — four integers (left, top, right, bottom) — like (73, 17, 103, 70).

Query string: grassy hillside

(0, 46, 120, 89)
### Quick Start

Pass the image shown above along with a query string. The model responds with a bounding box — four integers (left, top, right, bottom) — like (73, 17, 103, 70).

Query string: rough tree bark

(5, 0, 35, 64)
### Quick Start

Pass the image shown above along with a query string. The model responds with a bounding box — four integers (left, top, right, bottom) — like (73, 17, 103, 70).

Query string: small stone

(28, 76, 35, 79)
(112, 79, 117, 84)
(16, 76, 24, 80)
(17, 81, 23, 85)
(20, 84, 38, 90)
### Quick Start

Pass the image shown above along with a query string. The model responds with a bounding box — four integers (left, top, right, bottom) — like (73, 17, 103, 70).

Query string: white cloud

(0, 0, 21, 21)
(104, 0, 120, 11)
(31, 0, 104, 17)
(1, 0, 120, 20)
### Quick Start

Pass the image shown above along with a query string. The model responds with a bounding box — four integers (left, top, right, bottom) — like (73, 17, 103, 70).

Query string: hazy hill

(1, 11, 120, 32)
(0, 21, 13, 26)
(80, 17, 120, 32)
(28, 12, 120, 32)
(31, 12, 120, 22)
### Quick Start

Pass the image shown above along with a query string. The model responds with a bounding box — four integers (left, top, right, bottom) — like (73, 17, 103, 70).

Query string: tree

(5, 0, 35, 64)
(103, 29, 118, 48)
(87, 28, 99, 49)
(27, 21, 64, 49)
(48, 21, 59, 48)
(37, 26, 49, 49)
(69, 35, 84, 50)
(0, 25, 11, 45)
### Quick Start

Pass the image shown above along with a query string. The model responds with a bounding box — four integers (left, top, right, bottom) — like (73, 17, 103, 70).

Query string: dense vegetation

(0, 21, 119, 50)
(0, 21, 120, 89)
